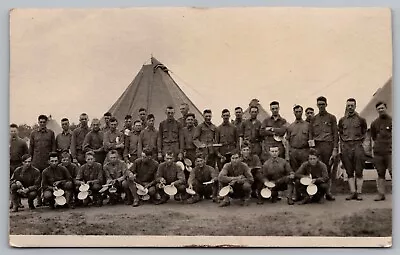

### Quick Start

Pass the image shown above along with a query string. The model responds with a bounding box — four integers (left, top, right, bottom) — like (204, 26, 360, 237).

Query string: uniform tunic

(218, 162, 254, 184)
(128, 158, 159, 184)
(11, 165, 41, 191)
(124, 131, 141, 162)
(287, 119, 310, 170)
(157, 119, 183, 156)
(70, 125, 90, 163)
(103, 161, 127, 181)
(41, 165, 72, 190)
(56, 130, 72, 153)
(76, 162, 103, 184)
(241, 118, 262, 157)
(181, 125, 197, 162)
(10, 137, 29, 174)
(83, 130, 105, 163)
(103, 129, 125, 157)
(258, 157, 293, 182)
(29, 128, 56, 171)
(216, 122, 239, 155)
(188, 165, 218, 185)
(295, 161, 329, 183)
(138, 127, 158, 158)
(156, 162, 185, 185)
(370, 115, 392, 178)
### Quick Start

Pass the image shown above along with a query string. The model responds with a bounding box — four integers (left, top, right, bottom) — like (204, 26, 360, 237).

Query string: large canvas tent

(46, 115, 62, 135)
(104, 57, 203, 128)
(360, 77, 392, 126)
(242, 99, 270, 121)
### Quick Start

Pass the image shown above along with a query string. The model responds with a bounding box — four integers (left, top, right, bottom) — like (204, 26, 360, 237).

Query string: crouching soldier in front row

(76, 151, 104, 207)
(256, 146, 294, 205)
(123, 148, 159, 207)
(59, 151, 81, 206)
(186, 153, 219, 204)
(218, 153, 254, 207)
(103, 150, 127, 205)
(295, 149, 329, 204)
(10, 154, 41, 212)
(41, 152, 74, 209)
(154, 152, 186, 205)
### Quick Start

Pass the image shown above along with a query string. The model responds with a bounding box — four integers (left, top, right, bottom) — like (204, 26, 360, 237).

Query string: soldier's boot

(346, 178, 357, 200)
(325, 179, 335, 201)
(186, 194, 201, 204)
(287, 184, 294, 205)
(10, 193, 19, 212)
(355, 178, 364, 201)
(219, 196, 230, 207)
(374, 178, 386, 201)
(132, 192, 140, 207)
(28, 199, 35, 210)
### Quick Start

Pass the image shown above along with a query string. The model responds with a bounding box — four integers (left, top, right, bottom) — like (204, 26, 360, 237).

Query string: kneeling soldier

(60, 151, 80, 206)
(257, 146, 294, 205)
(154, 152, 186, 205)
(76, 151, 104, 207)
(41, 152, 74, 209)
(103, 150, 127, 205)
(218, 153, 254, 207)
(295, 149, 329, 204)
(10, 154, 41, 212)
(123, 148, 159, 207)
(186, 154, 219, 204)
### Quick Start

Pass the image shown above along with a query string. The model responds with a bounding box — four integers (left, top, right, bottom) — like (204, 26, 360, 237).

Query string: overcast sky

(10, 7, 392, 126)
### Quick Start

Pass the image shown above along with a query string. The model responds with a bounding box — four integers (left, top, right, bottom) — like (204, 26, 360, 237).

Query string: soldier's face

(61, 157, 70, 166)
(104, 116, 111, 124)
(92, 122, 100, 131)
(294, 107, 303, 119)
(180, 105, 189, 116)
(165, 155, 174, 164)
(306, 110, 314, 119)
(241, 147, 250, 158)
(376, 104, 387, 116)
(270, 104, 279, 116)
(86, 155, 95, 165)
(61, 121, 70, 131)
(269, 147, 279, 158)
(147, 118, 154, 128)
(221, 112, 230, 122)
(204, 113, 212, 123)
(186, 116, 194, 127)
(308, 155, 318, 166)
(134, 122, 142, 132)
(250, 108, 258, 119)
(109, 154, 118, 163)
(10, 127, 18, 138)
(317, 101, 327, 112)
(125, 118, 132, 127)
(49, 157, 59, 167)
(79, 115, 88, 126)
(195, 158, 205, 168)
(139, 111, 147, 121)
(346, 101, 356, 114)
(22, 157, 32, 168)
(38, 118, 47, 129)
(231, 154, 240, 165)
(235, 109, 243, 119)
(110, 121, 118, 131)
(166, 109, 175, 120)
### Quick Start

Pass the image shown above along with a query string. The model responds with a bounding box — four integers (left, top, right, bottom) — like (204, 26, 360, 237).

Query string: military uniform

(193, 122, 218, 167)
(295, 161, 329, 203)
(10, 165, 41, 211)
(71, 125, 90, 165)
(187, 164, 219, 203)
(260, 115, 288, 161)
(41, 165, 73, 207)
(286, 119, 310, 171)
(157, 119, 183, 159)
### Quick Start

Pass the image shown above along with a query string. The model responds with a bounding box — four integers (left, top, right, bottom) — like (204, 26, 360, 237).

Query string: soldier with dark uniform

(218, 153, 254, 207)
(124, 120, 142, 164)
(103, 117, 125, 160)
(260, 101, 288, 161)
(10, 124, 29, 177)
(180, 113, 197, 166)
(370, 101, 392, 201)
(101, 112, 112, 133)
(83, 118, 105, 164)
(56, 118, 72, 157)
(305, 107, 315, 123)
(10, 155, 41, 212)
(157, 106, 183, 162)
(338, 98, 367, 201)
(241, 106, 262, 159)
(138, 114, 158, 160)
(216, 109, 239, 171)
(308, 96, 338, 201)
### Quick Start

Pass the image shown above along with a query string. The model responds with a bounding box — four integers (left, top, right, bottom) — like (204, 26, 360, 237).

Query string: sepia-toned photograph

(9, 7, 392, 247)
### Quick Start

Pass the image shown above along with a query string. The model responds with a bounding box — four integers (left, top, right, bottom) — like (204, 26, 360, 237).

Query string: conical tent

(46, 115, 62, 135)
(104, 57, 203, 128)
(360, 77, 392, 127)
(243, 99, 270, 121)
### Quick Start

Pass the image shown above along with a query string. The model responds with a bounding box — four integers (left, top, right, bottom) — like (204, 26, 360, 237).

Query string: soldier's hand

(177, 153, 183, 160)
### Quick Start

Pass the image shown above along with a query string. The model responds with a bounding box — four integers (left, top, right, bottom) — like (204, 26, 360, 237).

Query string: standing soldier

(29, 115, 56, 207)
(71, 113, 90, 165)
(83, 119, 105, 164)
(180, 113, 197, 165)
(138, 114, 158, 160)
(10, 124, 29, 177)
(157, 106, 183, 161)
(101, 112, 112, 133)
(103, 117, 125, 160)
(260, 101, 288, 162)
(194, 109, 218, 168)
(56, 118, 72, 156)
(122, 115, 133, 135)
(232, 106, 245, 148)
(178, 102, 198, 127)
(286, 105, 310, 171)
(305, 107, 315, 123)
(241, 106, 262, 159)
(338, 98, 367, 201)
(308, 96, 338, 201)
(10, 155, 41, 212)
(216, 109, 239, 170)
(138, 108, 148, 130)
(124, 120, 142, 164)
(370, 101, 392, 201)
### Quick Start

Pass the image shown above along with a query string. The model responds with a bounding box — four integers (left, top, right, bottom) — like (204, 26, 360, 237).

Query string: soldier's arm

(138, 131, 144, 156)
(51, 131, 56, 152)
(370, 121, 377, 141)
(82, 133, 92, 152)
(218, 164, 233, 183)
(193, 125, 202, 147)
(274, 119, 288, 136)
(29, 169, 41, 191)
(295, 162, 306, 179)
(243, 164, 254, 184)
(318, 163, 329, 183)
(103, 165, 112, 182)
(70, 131, 77, 159)
(361, 117, 368, 139)
(332, 115, 339, 149)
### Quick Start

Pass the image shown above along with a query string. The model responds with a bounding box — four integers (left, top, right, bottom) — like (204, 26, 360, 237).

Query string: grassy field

(9, 194, 392, 237)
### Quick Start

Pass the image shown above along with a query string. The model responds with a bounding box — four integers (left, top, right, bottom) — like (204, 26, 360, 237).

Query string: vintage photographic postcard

(9, 7, 392, 247)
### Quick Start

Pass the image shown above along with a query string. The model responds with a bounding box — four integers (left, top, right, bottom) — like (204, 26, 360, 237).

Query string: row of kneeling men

(11, 145, 348, 212)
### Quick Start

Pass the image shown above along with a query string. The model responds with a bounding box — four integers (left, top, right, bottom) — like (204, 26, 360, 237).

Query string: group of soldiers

(9, 97, 392, 212)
